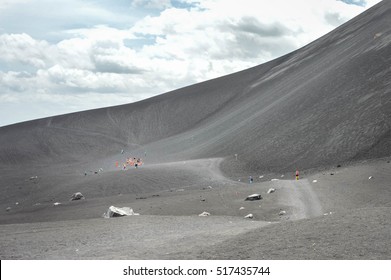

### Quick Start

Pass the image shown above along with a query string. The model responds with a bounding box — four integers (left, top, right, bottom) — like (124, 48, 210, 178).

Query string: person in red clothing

(295, 170, 299, 180)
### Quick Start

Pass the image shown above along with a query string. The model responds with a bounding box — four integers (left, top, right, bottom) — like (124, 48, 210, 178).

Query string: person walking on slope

(295, 170, 299, 180)
(249, 176, 253, 184)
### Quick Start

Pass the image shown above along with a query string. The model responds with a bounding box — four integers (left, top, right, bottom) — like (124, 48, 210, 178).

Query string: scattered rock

(312, 180, 318, 183)
(176, 189, 185, 192)
(15, 202, 19, 205)
(267, 188, 276, 194)
(245, 194, 262, 201)
(337, 164, 341, 168)
(239, 207, 245, 210)
(259, 175, 264, 179)
(281, 175, 284, 178)
(6, 207, 11, 212)
(70, 192, 85, 201)
(278, 210, 286, 216)
(53, 202, 61, 206)
(271, 178, 279, 181)
(29, 176, 38, 180)
(136, 197, 147, 200)
(330, 173, 334, 176)
(244, 213, 254, 219)
(199, 211, 210, 217)
(368, 176, 373, 180)
(103, 206, 139, 218)
(200, 198, 206, 202)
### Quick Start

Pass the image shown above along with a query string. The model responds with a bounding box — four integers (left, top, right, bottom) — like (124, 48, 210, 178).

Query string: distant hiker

(295, 170, 299, 180)
(115, 161, 119, 168)
(84, 171, 87, 176)
(121, 149, 124, 154)
(249, 176, 253, 184)
(135, 163, 138, 168)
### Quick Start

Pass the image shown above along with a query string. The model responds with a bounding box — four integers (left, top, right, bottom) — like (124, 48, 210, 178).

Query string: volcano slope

(0, 1, 391, 259)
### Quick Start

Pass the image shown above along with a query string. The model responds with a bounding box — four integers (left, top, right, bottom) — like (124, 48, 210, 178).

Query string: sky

(0, 0, 382, 127)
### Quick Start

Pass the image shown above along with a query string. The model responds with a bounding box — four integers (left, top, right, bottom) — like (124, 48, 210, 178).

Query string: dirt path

(278, 179, 323, 220)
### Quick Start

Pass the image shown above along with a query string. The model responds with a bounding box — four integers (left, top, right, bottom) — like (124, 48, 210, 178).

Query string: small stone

(278, 210, 286, 216)
(199, 211, 210, 217)
(245, 194, 262, 201)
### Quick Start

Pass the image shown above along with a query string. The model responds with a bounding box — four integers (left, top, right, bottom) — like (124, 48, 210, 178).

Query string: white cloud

(131, 0, 172, 10)
(0, 0, 383, 126)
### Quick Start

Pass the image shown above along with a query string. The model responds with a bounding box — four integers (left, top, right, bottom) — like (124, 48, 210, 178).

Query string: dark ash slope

(1, 1, 391, 174)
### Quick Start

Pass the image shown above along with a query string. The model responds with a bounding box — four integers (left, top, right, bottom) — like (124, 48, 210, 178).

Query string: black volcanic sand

(0, 157, 390, 259)
(1, 1, 391, 259)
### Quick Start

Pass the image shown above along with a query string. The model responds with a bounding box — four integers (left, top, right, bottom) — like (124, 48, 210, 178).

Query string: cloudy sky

(0, 0, 382, 127)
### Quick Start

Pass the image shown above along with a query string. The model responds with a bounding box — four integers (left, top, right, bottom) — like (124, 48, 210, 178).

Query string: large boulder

(103, 206, 139, 218)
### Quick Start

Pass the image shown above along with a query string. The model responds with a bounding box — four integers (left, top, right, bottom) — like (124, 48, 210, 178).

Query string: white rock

(104, 206, 139, 218)
(271, 179, 279, 181)
(278, 210, 286, 216)
(244, 213, 254, 219)
(70, 192, 85, 201)
(245, 194, 262, 201)
(239, 207, 245, 210)
(368, 176, 373, 180)
(312, 180, 318, 183)
(267, 188, 276, 194)
(53, 202, 61, 206)
(199, 211, 210, 217)
(259, 175, 264, 179)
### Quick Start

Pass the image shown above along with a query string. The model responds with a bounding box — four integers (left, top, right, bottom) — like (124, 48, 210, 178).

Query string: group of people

(115, 157, 143, 170)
